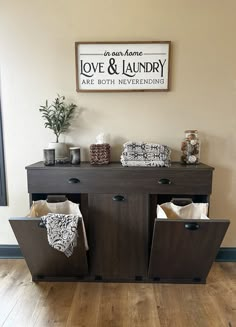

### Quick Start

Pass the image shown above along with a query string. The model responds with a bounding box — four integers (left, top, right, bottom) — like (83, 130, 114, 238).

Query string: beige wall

(0, 0, 236, 245)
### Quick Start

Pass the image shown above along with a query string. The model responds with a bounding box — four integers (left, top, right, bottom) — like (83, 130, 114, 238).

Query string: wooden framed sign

(75, 41, 171, 92)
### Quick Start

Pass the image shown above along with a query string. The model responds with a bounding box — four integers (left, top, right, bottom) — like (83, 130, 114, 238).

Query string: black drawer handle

(185, 223, 200, 231)
(68, 178, 80, 184)
(112, 195, 125, 202)
(38, 221, 46, 228)
(158, 178, 171, 185)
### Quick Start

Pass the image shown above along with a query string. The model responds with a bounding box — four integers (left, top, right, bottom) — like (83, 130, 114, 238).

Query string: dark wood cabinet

(87, 193, 149, 280)
(9, 218, 88, 281)
(9, 161, 230, 283)
(148, 219, 229, 283)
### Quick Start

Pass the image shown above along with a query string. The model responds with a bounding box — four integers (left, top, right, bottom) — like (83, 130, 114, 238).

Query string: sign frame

(75, 41, 171, 92)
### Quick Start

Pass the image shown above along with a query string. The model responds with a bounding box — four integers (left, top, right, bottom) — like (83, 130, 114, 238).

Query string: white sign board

(75, 42, 170, 92)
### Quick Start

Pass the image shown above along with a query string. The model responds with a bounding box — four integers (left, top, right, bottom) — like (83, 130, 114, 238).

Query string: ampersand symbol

(108, 58, 119, 75)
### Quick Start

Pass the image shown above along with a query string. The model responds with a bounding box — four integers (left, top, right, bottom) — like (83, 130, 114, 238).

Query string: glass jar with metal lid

(181, 130, 200, 164)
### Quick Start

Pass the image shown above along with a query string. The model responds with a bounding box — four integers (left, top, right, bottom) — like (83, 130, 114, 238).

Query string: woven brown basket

(90, 143, 110, 165)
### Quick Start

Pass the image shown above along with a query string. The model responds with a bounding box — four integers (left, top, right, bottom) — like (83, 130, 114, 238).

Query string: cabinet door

(148, 219, 230, 283)
(9, 218, 88, 281)
(88, 193, 149, 280)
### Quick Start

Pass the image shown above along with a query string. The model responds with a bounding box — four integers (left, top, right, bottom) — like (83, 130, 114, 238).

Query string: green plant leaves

(39, 95, 77, 142)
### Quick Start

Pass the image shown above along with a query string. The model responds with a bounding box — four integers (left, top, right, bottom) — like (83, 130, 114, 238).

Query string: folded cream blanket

(121, 142, 171, 167)
(123, 141, 171, 155)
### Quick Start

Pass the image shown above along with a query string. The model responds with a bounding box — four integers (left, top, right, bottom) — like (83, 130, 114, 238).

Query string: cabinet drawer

(148, 219, 230, 283)
(27, 167, 212, 194)
(131, 169, 213, 194)
(9, 217, 88, 281)
(27, 169, 134, 194)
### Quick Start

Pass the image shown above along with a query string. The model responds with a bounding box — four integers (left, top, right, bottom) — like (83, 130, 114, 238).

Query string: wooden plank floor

(0, 260, 235, 327)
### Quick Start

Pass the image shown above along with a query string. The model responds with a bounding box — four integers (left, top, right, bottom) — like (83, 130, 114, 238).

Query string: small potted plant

(39, 95, 77, 160)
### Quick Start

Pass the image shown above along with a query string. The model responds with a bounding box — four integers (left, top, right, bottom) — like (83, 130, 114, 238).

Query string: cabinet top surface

(26, 161, 214, 171)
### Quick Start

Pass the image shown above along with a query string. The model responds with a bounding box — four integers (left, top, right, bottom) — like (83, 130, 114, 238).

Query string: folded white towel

(120, 158, 171, 167)
(121, 151, 170, 161)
